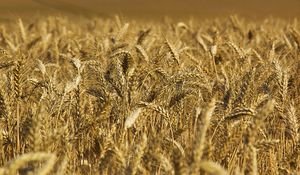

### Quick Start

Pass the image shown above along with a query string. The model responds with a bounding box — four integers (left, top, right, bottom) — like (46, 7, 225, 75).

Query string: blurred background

(0, 0, 299, 20)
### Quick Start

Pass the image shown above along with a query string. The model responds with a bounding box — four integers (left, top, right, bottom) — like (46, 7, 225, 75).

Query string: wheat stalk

(191, 98, 216, 174)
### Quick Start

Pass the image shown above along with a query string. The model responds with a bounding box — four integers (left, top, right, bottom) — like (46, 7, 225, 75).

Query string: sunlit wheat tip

(125, 108, 142, 129)
(37, 59, 46, 75)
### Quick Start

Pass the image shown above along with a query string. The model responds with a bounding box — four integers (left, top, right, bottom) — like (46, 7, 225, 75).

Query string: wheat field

(0, 15, 300, 175)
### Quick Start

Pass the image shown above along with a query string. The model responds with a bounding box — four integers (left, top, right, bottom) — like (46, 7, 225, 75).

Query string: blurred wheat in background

(0, 0, 300, 175)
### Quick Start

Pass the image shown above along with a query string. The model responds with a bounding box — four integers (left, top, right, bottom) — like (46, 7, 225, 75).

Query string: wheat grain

(125, 108, 143, 129)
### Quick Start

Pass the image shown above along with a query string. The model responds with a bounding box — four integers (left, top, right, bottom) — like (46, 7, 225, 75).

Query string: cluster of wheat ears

(0, 15, 299, 175)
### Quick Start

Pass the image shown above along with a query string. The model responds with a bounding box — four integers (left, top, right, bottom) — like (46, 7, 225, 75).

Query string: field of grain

(0, 15, 300, 174)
